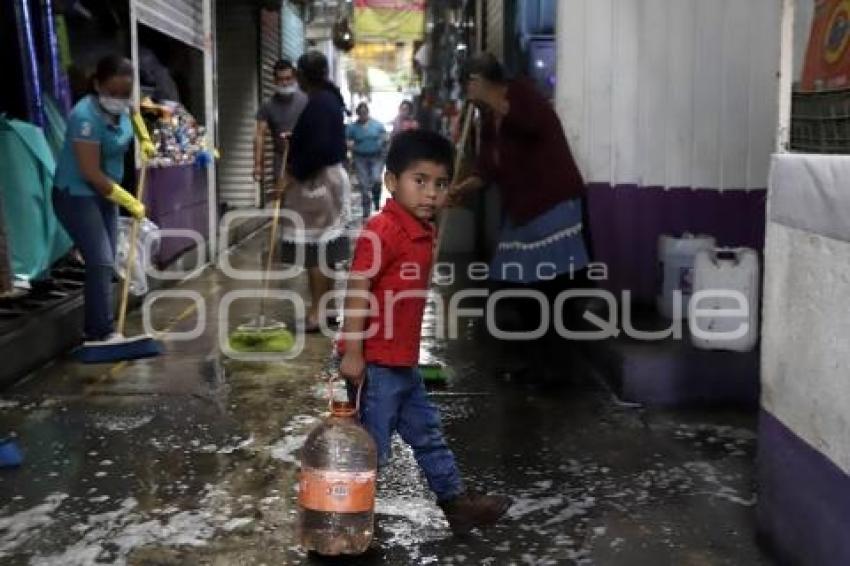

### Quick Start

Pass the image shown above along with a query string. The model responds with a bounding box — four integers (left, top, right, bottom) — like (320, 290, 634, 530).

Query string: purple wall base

(579, 318, 759, 408)
(586, 184, 767, 303)
(757, 409, 850, 566)
(620, 339, 759, 407)
(141, 165, 209, 268)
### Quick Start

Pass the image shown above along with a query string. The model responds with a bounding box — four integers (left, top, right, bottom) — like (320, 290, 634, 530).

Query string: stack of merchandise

(139, 98, 211, 168)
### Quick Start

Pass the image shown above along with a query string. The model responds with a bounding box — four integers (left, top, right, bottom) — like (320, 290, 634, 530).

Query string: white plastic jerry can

(690, 248, 760, 352)
(657, 234, 717, 319)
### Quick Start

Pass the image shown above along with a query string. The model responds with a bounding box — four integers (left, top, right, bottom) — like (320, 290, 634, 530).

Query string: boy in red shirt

(339, 130, 510, 535)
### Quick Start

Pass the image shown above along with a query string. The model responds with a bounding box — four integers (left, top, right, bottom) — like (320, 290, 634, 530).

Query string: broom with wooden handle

(229, 138, 296, 353)
(419, 104, 476, 385)
(76, 162, 162, 363)
(116, 166, 146, 335)
(434, 104, 475, 260)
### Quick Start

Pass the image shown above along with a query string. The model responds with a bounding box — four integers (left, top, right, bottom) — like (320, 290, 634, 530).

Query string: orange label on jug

(299, 467, 376, 513)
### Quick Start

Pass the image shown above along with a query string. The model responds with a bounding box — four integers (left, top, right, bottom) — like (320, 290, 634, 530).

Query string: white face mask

(99, 96, 131, 116)
(275, 85, 297, 96)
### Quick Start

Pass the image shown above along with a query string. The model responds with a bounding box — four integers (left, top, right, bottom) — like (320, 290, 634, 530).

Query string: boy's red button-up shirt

(344, 198, 435, 367)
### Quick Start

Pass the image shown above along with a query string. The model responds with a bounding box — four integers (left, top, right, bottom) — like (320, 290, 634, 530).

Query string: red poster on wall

(802, 0, 850, 91)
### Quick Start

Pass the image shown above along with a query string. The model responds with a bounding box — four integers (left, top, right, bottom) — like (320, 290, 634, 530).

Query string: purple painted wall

(585, 184, 767, 303)
(757, 410, 850, 566)
(142, 165, 209, 268)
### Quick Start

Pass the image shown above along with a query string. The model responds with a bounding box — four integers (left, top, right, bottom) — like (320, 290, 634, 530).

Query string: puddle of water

(683, 461, 757, 506)
(18, 482, 264, 565)
(269, 435, 306, 464)
(92, 414, 154, 432)
(0, 493, 68, 558)
(268, 414, 320, 464)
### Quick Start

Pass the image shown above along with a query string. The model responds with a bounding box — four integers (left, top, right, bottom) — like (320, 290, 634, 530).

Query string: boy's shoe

(438, 493, 511, 536)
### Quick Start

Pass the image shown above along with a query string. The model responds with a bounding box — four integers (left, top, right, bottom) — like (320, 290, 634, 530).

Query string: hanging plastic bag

(115, 218, 160, 296)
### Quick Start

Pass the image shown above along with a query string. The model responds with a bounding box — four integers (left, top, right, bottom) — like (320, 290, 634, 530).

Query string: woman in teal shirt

(53, 55, 148, 344)
(346, 102, 387, 216)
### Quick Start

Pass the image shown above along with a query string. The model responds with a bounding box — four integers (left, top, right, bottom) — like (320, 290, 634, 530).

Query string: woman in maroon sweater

(451, 53, 590, 381)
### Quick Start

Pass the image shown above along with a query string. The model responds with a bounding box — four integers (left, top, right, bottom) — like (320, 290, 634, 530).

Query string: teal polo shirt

(346, 118, 386, 156)
(54, 95, 133, 196)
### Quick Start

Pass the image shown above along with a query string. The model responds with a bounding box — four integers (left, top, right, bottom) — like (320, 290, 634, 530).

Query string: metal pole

(14, 0, 45, 127)
(130, 0, 141, 168)
(203, 0, 219, 265)
(776, 0, 796, 153)
(41, 0, 61, 103)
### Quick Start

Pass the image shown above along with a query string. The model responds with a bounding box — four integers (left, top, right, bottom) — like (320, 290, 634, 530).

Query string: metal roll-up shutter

(261, 9, 282, 103)
(281, 1, 305, 63)
(260, 8, 282, 191)
(217, 2, 259, 209)
(485, 0, 505, 60)
(135, 0, 204, 49)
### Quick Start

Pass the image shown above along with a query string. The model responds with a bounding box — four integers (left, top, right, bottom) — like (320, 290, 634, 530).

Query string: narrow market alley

(0, 227, 768, 564)
(4, 0, 850, 564)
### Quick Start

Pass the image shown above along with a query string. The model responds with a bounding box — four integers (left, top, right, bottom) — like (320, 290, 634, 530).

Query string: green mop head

(229, 327, 295, 353)
(419, 363, 453, 385)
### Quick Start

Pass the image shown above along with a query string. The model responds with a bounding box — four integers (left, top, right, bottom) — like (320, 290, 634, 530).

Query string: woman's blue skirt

(490, 198, 589, 284)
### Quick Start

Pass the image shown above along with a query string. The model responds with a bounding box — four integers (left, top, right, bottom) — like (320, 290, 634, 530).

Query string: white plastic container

(690, 247, 760, 352)
(657, 233, 716, 319)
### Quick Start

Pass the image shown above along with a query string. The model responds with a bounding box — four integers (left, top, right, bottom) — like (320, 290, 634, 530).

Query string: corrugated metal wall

(485, 0, 505, 60)
(260, 10, 282, 105)
(281, 0, 305, 63)
(555, 0, 781, 191)
(217, 2, 259, 209)
(260, 9, 282, 193)
(135, 0, 204, 49)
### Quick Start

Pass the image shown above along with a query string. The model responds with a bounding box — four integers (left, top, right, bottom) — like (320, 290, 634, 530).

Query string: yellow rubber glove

(107, 183, 146, 220)
(140, 139, 157, 161)
(131, 112, 157, 161)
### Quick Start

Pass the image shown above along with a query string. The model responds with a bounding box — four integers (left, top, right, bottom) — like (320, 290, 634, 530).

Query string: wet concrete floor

(0, 228, 772, 565)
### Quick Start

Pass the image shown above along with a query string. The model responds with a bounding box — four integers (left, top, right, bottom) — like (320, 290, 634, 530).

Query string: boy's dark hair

(274, 59, 294, 74)
(386, 130, 454, 179)
(356, 102, 369, 114)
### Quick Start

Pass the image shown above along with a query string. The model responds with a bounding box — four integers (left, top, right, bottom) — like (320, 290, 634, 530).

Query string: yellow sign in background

(353, 0, 425, 42)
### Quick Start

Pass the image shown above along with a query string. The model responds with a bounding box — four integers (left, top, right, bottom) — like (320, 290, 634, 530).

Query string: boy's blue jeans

(349, 364, 464, 502)
(52, 189, 118, 340)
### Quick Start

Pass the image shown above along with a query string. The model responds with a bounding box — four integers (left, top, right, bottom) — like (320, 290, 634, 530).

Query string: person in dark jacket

(449, 53, 591, 383)
(277, 51, 351, 332)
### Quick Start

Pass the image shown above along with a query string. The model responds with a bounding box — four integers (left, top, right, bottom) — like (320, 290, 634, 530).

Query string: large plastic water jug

(657, 233, 716, 319)
(298, 382, 377, 556)
(690, 247, 760, 352)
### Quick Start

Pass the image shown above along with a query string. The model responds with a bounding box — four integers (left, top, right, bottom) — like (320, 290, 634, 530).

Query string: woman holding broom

(448, 53, 591, 384)
(53, 55, 154, 347)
